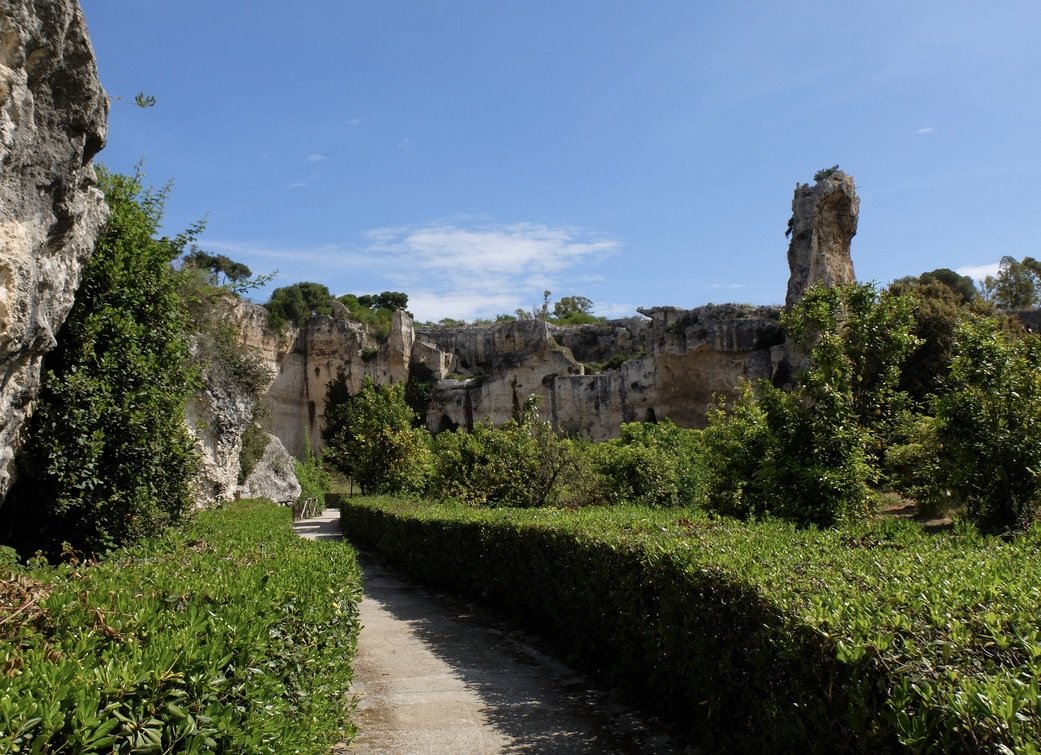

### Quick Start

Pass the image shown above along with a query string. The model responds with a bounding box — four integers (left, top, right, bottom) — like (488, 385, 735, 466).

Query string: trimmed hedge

(342, 497, 1041, 754)
(0, 500, 362, 753)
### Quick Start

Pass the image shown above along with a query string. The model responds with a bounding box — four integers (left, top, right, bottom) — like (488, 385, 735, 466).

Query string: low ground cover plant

(0, 500, 362, 753)
(341, 496, 1041, 753)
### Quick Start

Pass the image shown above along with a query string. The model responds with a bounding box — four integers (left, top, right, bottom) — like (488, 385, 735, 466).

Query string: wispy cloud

(398, 138, 413, 154)
(366, 222, 620, 320)
(915, 126, 934, 135)
(348, 117, 362, 125)
(285, 182, 307, 190)
(957, 262, 1000, 281)
(203, 222, 622, 322)
(306, 153, 327, 163)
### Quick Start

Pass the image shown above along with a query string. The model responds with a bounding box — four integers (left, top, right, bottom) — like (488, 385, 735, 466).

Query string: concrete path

(296, 509, 693, 754)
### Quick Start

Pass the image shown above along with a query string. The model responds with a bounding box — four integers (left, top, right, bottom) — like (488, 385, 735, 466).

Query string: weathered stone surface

(223, 173, 861, 451)
(184, 351, 260, 503)
(237, 432, 301, 503)
(182, 296, 291, 504)
(0, 0, 108, 499)
(785, 170, 858, 309)
(424, 307, 786, 438)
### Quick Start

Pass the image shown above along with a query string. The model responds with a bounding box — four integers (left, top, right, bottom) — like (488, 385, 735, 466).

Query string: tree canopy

(265, 282, 334, 329)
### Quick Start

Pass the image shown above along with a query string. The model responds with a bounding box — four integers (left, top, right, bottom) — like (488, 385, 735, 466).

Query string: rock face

(226, 171, 860, 453)
(183, 295, 292, 504)
(237, 432, 301, 503)
(185, 359, 261, 503)
(785, 170, 858, 309)
(0, 0, 108, 500)
(423, 306, 787, 439)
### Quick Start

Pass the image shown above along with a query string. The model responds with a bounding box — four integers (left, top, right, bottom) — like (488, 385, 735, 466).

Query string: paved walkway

(295, 509, 693, 754)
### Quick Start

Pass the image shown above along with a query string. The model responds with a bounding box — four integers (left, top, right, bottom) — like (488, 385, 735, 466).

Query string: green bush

(934, 316, 1041, 531)
(322, 376, 433, 495)
(341, 496, 1041, 753)
(295, 435, 331, 504)
(264, 282, 334, 329)
(881, 411, 947, 515)
(0, 500, 362, 753)
(584, 420, 701, 507)
(3, 168, 198, 556)
(431, 396, 574, 507)
(700, 283, 918, 527)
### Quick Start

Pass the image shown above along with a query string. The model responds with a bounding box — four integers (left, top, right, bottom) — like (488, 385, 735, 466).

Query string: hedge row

(341, 497, 1041, 754)
(0, 500, 362, 753)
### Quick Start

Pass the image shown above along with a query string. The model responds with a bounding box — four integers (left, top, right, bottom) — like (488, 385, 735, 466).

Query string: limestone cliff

(228, 170, 859, 453)
(0, 0, 108, 500)
(237, 432, 301, 502)
(424, 306, 786, 438)
(785, 170, 858, 309)
(183, 295, 294, 503)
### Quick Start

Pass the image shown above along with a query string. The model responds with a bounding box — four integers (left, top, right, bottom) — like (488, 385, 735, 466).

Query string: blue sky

(79, 1, 1041, 322)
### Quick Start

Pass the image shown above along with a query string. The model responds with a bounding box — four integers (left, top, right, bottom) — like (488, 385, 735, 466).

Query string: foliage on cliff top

(0, 500, 362, 753)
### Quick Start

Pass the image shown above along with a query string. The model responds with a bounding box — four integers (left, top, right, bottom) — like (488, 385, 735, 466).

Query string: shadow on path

(346, 543, 695, 754)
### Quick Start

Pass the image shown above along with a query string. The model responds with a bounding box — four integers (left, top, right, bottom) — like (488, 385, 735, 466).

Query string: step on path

(296, 509, 694, 754)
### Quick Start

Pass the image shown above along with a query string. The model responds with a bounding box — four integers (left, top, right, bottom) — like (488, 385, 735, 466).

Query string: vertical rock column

(784, 170, 859, 309)
(0, 0, 108, 499)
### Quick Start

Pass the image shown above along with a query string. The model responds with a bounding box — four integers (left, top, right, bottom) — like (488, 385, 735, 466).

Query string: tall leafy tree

(321, 375, 432, 494)
(982, 256, 1041, 309)
(3, 168, 199, 556)
(934, 317, 1041, 532)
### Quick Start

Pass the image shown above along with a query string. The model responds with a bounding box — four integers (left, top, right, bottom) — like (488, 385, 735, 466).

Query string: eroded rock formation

(785, 170, 858, 308)
(237, 432, 301, 503)
(230, 170, 860, 454)
(0, 0, 108, 499)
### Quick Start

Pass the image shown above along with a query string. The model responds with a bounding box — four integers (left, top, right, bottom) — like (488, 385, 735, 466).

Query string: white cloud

(285, 182, 307, 189)
(916, 126, 934, 134)
(369, 223, 620, 320)
(306, 153, 327, 163)
(957, 262, 1000, 281)
(203, 222, 622, 322)
(398, 138, 413, 154)
(347, 118, 362, 125)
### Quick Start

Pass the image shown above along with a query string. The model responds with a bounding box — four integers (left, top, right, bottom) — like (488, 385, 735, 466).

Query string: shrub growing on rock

(3, 168, 198, 556)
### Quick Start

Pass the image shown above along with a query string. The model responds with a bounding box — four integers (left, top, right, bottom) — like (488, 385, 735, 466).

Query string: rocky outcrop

(424, 306, 787, 438)
(185, 353, 260, 503)
(237, 432, 301, 502)
(785, 170, 858, 309)
(0, 0, 108, 500)
(226, 170, 859, 451)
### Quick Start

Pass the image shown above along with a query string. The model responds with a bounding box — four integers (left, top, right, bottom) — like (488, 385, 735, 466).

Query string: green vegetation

(264, 281, 335, 329)
(814, 164, 841, 181)
(2, 168, 199, 557)
(0, 500, 362, 753)
(263, 283, 409, 342)
(701, 283, 919, 526)
(432, 396, 573, 508)
(322, 375, 433, 495)
(934, 316, 1041, 531)
(341, 496, 1041, 753)
(338, 291, 408, 342)
(295, 434, 332, 503)
(981, 255, 1041, 309)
